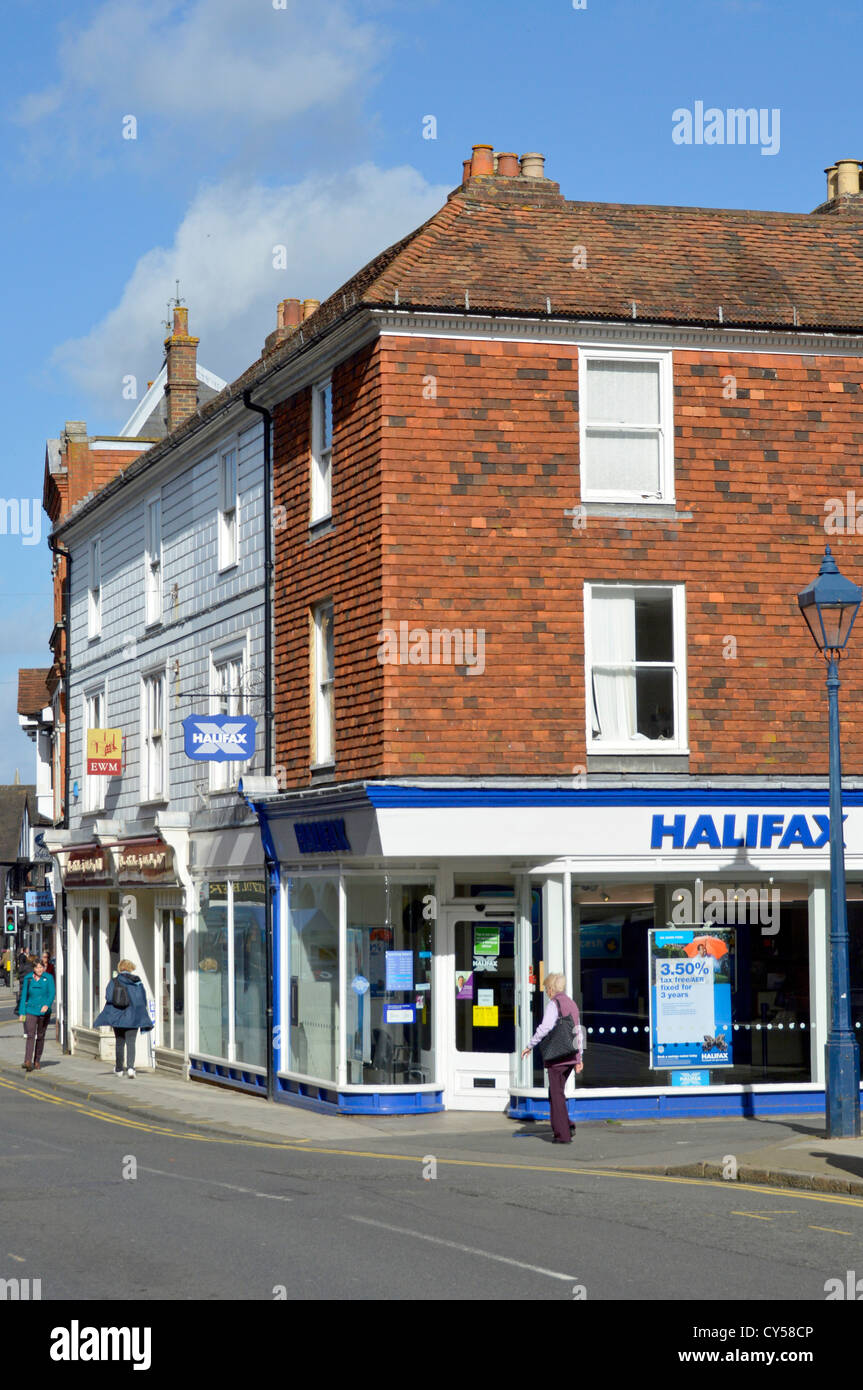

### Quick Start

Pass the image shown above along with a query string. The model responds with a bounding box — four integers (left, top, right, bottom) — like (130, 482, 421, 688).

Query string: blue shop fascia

(184, 779, 863, 1122)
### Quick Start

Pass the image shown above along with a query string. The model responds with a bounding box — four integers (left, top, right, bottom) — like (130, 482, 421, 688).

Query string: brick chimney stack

(164, 305, 199, 432)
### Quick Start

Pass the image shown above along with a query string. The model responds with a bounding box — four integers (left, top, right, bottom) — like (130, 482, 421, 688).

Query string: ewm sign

(182, 715, 256, 762)
(650, 812, 843, 851)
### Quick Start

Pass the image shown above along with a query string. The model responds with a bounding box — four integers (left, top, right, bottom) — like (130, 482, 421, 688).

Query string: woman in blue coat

(94, 959, 153, 1078)
(19, 959, 56, 1072)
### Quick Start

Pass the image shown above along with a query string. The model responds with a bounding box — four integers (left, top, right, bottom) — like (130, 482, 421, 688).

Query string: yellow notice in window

(472, 1005, 499, 1028)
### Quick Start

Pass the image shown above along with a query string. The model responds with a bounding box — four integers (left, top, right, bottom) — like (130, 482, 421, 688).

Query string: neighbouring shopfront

(231, 783, 863, 1119)
(56, 835, 189, 1069)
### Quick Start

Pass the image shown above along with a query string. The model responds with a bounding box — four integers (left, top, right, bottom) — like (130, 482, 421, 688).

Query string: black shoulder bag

(538, 999, 579, 1065)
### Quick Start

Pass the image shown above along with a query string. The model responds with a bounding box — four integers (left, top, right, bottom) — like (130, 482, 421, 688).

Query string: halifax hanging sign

(182, 714, 257, 762)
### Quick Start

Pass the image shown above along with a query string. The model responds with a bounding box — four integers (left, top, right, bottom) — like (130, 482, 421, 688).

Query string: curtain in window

(584, 360, 662, 495)
(591, 590, 637, 741)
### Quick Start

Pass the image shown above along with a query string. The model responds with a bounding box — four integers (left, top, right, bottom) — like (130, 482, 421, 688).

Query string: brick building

(26, 143, 863, 1120)
(240, 146, 863, 1118)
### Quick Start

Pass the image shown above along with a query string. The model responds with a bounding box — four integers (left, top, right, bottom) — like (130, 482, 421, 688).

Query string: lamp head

(797, 546, 862, 655)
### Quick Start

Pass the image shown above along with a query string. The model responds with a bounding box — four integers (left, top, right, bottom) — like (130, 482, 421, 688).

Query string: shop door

(444, 908, 516, 1110)
(156, 909, 185, 1053)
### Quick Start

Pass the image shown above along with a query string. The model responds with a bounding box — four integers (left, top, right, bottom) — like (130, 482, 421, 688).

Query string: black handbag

(539, 999, 579, 1065)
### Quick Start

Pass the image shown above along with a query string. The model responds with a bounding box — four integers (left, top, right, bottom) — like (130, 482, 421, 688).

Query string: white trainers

(127, 1068, 136, 1078)
(113, 1068, 123, 1076)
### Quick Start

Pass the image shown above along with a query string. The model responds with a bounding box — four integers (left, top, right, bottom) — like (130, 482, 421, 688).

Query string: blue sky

(0, 0, 858, 779)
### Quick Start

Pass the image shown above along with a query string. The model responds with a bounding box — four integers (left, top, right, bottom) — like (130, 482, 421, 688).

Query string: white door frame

(440, 902, 517, 1111)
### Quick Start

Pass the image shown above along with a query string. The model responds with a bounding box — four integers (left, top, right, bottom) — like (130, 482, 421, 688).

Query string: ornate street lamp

(798, 545, 862, 1138)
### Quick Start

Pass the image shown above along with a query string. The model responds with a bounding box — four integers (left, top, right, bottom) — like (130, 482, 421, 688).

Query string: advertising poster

(474, 925, 500, 955)
(455, 970, 474, 1000)
(649, 928, 734, 1069)
(385, 949, 413, 991)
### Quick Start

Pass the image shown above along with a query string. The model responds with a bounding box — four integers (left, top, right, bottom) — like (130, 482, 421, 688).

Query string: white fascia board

(371, 309, 863, 358)
(197, 364, 227, 392)
(89, 439, 155, 452)
(118, 366, 167, 437)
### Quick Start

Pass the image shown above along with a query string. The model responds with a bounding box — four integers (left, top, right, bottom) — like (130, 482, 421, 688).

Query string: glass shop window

(345, 877, 435, 1086)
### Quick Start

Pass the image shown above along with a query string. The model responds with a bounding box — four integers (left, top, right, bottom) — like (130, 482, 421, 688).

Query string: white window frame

(218, 444, 238, 571)
(209, 641, 248, 793)
(144, 492, 162, 626)
(83, 685, 106, 814)
(578, 347, 675, 504)
(310, 379, 333, 524)
(141, 669, 168, 803)
(311, 601, 334, 766)
(87, 537, 101, 639)
(584, 582, 688, 754)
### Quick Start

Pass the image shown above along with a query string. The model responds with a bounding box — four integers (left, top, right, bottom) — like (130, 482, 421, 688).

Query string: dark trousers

(24, 1014, 50, 1067)
(546, 1055, 578, 1140)
(114, 1028, 138, 1070)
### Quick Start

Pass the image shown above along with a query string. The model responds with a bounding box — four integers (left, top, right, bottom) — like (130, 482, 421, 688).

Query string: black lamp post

(798, 545, 862, 1138)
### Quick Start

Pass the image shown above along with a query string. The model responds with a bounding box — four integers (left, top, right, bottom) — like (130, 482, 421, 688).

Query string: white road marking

(348, 1216, 576, 1283)
(140, 1165, 292, 1202)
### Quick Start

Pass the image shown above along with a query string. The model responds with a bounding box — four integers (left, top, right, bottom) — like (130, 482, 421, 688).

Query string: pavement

(4, 998, 863, 1195)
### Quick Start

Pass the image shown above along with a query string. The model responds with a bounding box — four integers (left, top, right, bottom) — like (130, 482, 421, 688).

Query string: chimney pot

(496, 151, 519, 177)
(172, 305, 189, 336)
(302, 298, 320, 320)
(462, 158, 473, 183)
(278, 298, 302, 330)
(835, 159, 861, 196)
(520, 152, 546, 179)
(825, 164, 838, 200)
(471, 144, 495, 177)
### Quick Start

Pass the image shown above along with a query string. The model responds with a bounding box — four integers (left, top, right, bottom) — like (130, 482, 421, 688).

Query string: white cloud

(50, 163, 450, 421)
(17, 0, 385, 148)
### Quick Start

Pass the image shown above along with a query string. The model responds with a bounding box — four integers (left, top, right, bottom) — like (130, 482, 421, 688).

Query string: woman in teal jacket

(19, 960, 56, 1072)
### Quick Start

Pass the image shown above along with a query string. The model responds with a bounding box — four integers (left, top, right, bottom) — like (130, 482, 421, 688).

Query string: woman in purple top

(521, 972, 583, 1143)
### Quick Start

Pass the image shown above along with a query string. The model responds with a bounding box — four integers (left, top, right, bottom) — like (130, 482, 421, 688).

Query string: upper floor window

(87, 538, 101, 639)
(141, 671, 167, 802)
(83, 687, 105, 813)
(310, 380, 333, 524)
(218, 447, 238, 569)
(579, 350, 673, 503)
(210, 649, 246, 793)
(144, 494, 162, 626)
(585, 584, 687, 751)
(311, 601, 334, 765)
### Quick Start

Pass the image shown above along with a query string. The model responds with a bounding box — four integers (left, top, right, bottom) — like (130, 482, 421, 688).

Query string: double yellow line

(4, 1070, 863, 1212)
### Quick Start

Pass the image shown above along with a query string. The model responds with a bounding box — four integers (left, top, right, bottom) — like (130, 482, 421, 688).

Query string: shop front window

(198, 883, 229, 1058)
(571, 888, 812, 1089)
(287, 877, 339, 1082)
(345, 878, 435, 1086)
(233, 882, 266, 1067)
(158, 908, 186, 1053)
